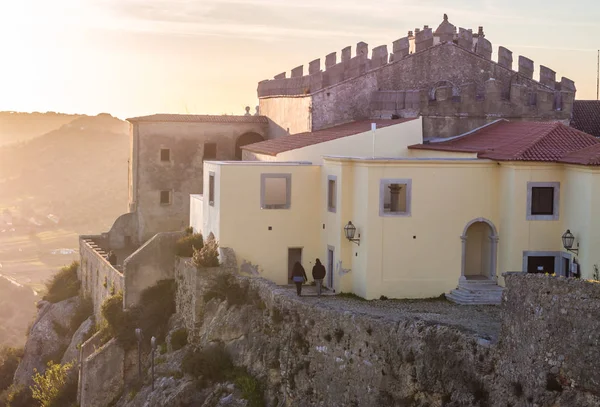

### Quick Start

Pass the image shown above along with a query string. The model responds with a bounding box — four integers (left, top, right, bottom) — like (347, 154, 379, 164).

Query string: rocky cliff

(108, 268, 600, 407)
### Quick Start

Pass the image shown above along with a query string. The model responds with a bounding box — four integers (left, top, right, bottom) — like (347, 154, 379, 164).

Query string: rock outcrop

(13, 297, 81, 387)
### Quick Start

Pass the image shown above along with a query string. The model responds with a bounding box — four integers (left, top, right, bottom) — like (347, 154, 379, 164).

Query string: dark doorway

(288, 248, 302, 284)
(235, 132, 264, 160)
(527, 256, 555, 274)
(327, 248, 334, 290)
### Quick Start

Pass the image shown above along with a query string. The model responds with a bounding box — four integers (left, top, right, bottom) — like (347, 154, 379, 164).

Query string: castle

(78, 15, 590, 313)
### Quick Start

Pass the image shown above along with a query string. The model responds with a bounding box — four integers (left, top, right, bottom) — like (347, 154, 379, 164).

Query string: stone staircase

(445, 278, 504, 305)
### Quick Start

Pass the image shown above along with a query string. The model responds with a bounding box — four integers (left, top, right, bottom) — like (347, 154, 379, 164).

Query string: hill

(0, 111, 82, 147)
(0, 276, 37, 347)
(0, 113, 129, 232)
(0, 112, 129, 347)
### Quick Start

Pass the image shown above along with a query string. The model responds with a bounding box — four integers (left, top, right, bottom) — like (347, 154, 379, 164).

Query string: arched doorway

(235, 132, 264, 160)
(460, 218, 499, 281)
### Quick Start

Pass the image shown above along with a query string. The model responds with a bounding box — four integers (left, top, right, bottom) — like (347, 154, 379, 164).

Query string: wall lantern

(344, 221, 360, 246)
(562, 229, 579, 255)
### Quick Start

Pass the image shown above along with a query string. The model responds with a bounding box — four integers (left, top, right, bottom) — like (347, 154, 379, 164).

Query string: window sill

(328, 207, 337, 213)
(379, 212, 411, 217)
(526, 214, 559, 221)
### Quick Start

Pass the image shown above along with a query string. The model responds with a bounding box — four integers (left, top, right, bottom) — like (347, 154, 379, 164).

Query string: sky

(0, 0, 598, 119)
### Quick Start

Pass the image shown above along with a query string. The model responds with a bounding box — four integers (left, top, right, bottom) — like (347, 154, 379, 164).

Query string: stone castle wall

(172, 256, 600, 406)
(79, 338, 125, 407)
(79, 236, 125, 320)
(498, 273, 600, 400)
(257, 22, 575, 138)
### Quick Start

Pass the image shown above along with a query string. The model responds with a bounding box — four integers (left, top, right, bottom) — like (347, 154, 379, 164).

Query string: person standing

(291, 261, 307, 296)
(107, 251, 117, 266)
(312, 258, 326, 296)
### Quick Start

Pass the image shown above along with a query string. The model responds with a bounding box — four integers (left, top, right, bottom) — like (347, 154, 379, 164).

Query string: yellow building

(192, 118, 600, 303)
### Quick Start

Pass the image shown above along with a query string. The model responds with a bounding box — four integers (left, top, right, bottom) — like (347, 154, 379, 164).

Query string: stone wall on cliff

(172, 261, 600, 407)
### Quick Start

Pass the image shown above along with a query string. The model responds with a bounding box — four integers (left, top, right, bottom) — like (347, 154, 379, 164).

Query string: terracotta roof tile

(127, 114, 268, 124)
(242, 119, 416, 156)
(409, 120, 600, 165)
(571, 100, 600, 138)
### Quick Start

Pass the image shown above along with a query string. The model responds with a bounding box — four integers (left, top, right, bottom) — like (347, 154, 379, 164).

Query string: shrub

(69, 295, 93, 332)
(31, 361, 77, 407)
(203, 273, 248, 307)
(192, 233, 219, 268)
(170, 328, 188, 351)
(0, 347, 23, 393)
(182, 344, 233, 384)
(175, 233, 204, 258)
(235, 369, 265, 407)
(1, 384, 34, 407)
(43, 262, 80, 303)
(101, 281, 176, 350)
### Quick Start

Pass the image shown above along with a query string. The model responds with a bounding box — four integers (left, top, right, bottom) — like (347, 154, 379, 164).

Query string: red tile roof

(409, 120, 600, 165)
(242, 119, 416, 156)
(127, 114, 268, 124)
(571, 100, 600, 138)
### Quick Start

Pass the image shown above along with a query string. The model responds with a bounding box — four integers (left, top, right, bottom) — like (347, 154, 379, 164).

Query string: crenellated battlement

(257, 14, 575, 99)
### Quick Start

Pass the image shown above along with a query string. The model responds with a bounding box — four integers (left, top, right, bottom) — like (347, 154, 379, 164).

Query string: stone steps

(446, 282, 504, 305)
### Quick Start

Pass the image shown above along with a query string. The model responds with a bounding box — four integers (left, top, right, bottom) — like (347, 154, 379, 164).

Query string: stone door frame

(460, 217, 499, 282)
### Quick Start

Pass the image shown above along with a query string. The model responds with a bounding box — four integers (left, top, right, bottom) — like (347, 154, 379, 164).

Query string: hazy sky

(0, 0, 598, 118)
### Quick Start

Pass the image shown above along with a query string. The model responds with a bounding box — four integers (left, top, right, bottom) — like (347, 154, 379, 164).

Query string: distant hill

(0, 276, 37, 347)
(0, 113, 130, 233)
(0, 111, 83, 147)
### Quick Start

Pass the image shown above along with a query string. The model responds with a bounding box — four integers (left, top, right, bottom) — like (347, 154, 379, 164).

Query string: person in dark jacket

(107, 251, 117, 266)
(291, 261, 308, 296)
(312, 258, 326, 296)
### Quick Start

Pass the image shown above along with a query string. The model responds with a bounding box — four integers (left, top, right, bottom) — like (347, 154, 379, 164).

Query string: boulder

(13, 296, 81, 387)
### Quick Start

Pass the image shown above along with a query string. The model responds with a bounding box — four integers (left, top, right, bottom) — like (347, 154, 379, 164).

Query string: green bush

(0, 347, 23, 393)
(175, 233, 204, 258)
(70, 295, 93, 332)
(170, 328, 188, 351)
(192, 233, 219, 268)
(182, 344, 233, 384)
(235, 369, 265, 407)
(0, 384, 34, 407)
(43, 262, 80, 303)
(31, 361, 77, 407)
(184, 226, 194, 235)
(203, 273, 248, 307)
(101, 281, 176, 350)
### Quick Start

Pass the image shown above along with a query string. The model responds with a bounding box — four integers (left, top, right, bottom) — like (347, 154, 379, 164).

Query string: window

(527, 182, 559, 220)
(379, 179, 412, 217)
(327, 175, 337, 212)
(208, 172, 215, 206)
(160, 148, 170, 162)
(261, 174, 291, 209)
(160, 190, 171, 205)
(204, 143, 217, 160)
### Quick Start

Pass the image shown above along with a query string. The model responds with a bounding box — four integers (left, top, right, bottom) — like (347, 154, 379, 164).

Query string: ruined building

(258, 14, 576, 139)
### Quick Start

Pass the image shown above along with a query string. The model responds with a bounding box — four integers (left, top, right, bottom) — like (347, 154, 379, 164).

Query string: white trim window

(261, 174, 291, 209)
(379, 179, 412, 217)
(327, 175, 337, 213)
(527, 182, 560, 221)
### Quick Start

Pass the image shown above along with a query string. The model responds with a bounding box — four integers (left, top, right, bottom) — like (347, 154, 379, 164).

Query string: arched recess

(429, 80, 460, 100)
(460, 217, 499, 281)
(235, 132, 265, 160)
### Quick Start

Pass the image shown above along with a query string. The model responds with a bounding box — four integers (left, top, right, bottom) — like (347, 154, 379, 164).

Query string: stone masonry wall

(79, 338, 125, 407)
(131, 120, 268, 243)
(80, 236, 125, 320)
(123, 231, 185, 308)
(498, 273, 600, 402)
(176, 265, 600, 406)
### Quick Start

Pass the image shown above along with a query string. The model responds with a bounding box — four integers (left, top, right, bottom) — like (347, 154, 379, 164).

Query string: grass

(43, 261, 80, 303)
